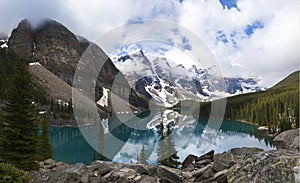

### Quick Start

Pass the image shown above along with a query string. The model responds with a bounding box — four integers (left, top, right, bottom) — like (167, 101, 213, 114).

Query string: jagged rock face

(33, 20, 83, 85)
(8, 19, 82, 85)
(8, 19, 34, 61)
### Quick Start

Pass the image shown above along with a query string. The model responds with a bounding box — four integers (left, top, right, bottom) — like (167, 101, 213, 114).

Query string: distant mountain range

(2, 18, 294, 129)
(113, 48, 265, 107)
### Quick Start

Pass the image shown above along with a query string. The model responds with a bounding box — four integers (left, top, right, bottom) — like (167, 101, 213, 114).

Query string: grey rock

(214, 147, 263, 169)
(44, 158, 56, 165)
(192, 164, 213, 177)
(81, 173, 89, 183)
(205, 169, 228, 183)
(274, 128, 299, 151)
(89, 176, 106, 183)
(194, 167, 214, 182)
(184, 163, 195, 171)
(126, 164, 157, 175)
(212, 161, 229, 172)
(51, 164, 69, 172)
(87, 163, 111, 176)
(228, 149, 299, 183)
(181, 154, 197, 169)
(133, 175, 142, 181)
(64, 163, 87, 176)
(196, 150, 214, 162)
(230, 147, 264, 156)
(195, 159, 212, 167)
(294, 160, 300, 183)
(138, 176, 159, 183)
(30, 171, 82, 183)
(30, 142, 299, 183)
(55, 161, 65, 167)
(157, 166, 183, 183)
(181, 171, 193, 179)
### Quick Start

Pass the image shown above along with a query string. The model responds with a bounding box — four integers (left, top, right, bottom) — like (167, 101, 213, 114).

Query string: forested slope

(197, 70, 299, 133)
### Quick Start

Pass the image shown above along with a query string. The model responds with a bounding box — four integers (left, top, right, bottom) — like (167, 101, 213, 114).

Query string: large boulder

(273, 128, 299, 151)
(227, 149, 299, 183)
(213, 147, 264, 171)
(181, 154, 197, 169)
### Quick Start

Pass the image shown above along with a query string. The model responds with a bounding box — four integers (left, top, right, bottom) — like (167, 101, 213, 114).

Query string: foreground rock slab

(31, 160, 186, 183)
(227, 149, 299, 183)
(273, 128, 299, 151)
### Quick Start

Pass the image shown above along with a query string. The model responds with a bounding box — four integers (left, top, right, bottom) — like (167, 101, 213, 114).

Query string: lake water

(49, 110, 275, 165)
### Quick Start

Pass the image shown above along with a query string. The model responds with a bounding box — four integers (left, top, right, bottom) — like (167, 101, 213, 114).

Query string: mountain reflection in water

(49, 110, 274, 165)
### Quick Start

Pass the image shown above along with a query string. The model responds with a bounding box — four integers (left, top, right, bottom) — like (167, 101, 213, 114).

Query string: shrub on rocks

(0, 163, 30, 183)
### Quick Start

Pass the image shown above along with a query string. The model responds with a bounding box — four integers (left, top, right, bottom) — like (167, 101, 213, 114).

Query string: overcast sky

(0, 0, 298, 87)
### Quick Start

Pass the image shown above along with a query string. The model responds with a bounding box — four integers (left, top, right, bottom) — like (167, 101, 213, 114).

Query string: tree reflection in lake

(49, 109, 275, 165)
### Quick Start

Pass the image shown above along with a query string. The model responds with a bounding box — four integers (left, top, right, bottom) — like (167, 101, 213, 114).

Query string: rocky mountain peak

(32, 19, 83, 84)
(8, 19, 84, 85)
(8, 19, 34, 61)
(17, 19, 32, 29)
(32, 19, 82, 52)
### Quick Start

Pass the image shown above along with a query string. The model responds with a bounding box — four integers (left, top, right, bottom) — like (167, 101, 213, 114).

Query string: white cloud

(178, 0, 299, 87)
(60, 0, 181, 40)
(0, 0, 298, 87)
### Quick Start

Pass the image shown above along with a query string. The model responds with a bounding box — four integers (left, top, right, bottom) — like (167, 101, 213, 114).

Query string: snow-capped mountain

(112, 48, 265, 107)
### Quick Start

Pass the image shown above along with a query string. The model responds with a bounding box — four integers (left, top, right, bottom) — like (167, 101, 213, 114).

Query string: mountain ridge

(113, 48, 265, 107)
(195, 70, 299, 133)
(1, 19, 149, 125)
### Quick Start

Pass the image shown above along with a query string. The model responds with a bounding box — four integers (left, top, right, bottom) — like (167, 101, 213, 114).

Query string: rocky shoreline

(30, 128, 299, 183)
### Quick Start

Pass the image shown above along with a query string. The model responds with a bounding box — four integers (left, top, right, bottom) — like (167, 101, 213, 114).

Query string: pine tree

(157, 121, 167, 164)
(0, 59, 39, 170)
(0, 115, 3, 133)
(164, 124, 180, 168)
(139, 145, 148, 164)
(156, 119, 180, 168)
(92, 150, 97, 161)
(38, 116, 53, 161)
(98, 121, 106, 160)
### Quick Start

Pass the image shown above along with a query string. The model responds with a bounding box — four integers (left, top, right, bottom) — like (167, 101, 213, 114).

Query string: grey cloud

(0, 0, 66, 36)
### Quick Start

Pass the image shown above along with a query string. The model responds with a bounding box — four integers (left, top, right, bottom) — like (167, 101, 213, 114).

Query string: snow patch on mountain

(97, 87, 110, 107)
(112, 48, 265, 106)
(0, 39, 8, 48)
(29, 62, 41, 66)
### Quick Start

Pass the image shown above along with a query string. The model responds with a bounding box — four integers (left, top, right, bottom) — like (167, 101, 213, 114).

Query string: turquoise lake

(49, 110, 274, 165)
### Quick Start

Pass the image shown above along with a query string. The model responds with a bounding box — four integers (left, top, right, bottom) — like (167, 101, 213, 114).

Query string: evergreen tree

(98, 121, 106, 160)
(163, 124, 180, 168)
(0, 115, 3, 136)
(38, 116, 53, 161)
(92, 150, 97, 161)
(156, 119, 180, 168)
(157, 121, 167, 165)
(0, 59, 39, 170)
(139, 145, 148, 164)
